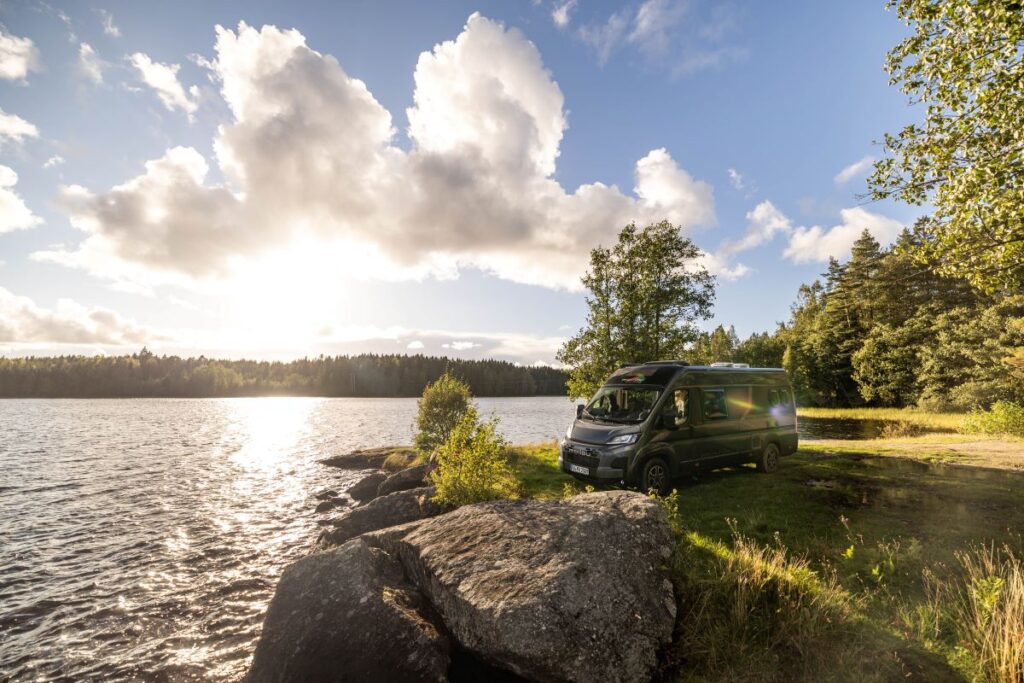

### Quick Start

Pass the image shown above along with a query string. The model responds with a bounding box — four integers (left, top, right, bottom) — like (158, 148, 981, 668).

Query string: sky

(0, 0, 921, 366)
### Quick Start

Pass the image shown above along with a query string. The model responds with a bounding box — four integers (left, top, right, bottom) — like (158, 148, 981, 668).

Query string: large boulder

(378, 463, 434, 497)
(245, 537, 449, 683)
(367, 491, 675, 683)
(347, 471, 387, 503)
(317, 486, 443, 549)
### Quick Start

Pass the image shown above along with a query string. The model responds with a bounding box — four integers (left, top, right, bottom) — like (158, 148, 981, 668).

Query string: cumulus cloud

(0, 108, 39, 145)
(784, 207, 903, 263)
(0, 166, 43, 233)
(834, 155, 875, 185)
(0, 28, 40, 81)
(724, 200, 792, 254)
(78, 43, 106, 85)
(129, 53, 199, 117)
(44, 155, 65, 169)
(0, 287, 154, 345)
(406, 340, 425, 350)
(48, 15, 718, 292)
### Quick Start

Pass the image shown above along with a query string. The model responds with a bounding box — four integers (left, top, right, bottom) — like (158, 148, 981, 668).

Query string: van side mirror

(576, 404, 584, 419)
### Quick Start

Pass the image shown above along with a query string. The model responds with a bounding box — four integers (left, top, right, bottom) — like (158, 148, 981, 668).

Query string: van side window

(779, 388, 794, 414)
(702, 389, 728, 420)
(726, 386, 753, 419)
(750, 387, 769, 415)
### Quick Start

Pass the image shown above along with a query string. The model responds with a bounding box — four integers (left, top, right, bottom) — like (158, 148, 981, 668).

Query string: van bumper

(558, 440, 628, 483)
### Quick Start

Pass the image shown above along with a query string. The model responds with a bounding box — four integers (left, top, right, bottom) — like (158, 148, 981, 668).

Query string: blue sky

(0, 0, 919, 364)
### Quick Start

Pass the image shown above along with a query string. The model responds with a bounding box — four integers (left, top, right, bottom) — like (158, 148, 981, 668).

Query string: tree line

(690, 230, 1024, 410)
(0, 351, 568, 398)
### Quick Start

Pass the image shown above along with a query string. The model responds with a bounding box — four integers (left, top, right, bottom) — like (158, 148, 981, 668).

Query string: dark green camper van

(559, 361, 798, 495)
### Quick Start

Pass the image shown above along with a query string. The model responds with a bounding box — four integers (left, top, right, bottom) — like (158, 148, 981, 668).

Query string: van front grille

(564, 446, 600, 469)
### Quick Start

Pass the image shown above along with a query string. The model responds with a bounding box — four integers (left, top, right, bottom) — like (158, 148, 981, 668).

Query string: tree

(557, 221, 715, 398)
(413, 372, 473, 454)
(869, 0, 1024, 292)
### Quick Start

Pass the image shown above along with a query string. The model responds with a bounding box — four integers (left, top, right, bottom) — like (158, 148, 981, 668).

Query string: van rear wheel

(640, 457, 671, 496)
(757, 443, 780, 473)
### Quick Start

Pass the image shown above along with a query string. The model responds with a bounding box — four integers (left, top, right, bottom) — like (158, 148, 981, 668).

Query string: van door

(690, 387, 736, 468)
(724, 386, 768, 465)
(655, 387, 695, 474)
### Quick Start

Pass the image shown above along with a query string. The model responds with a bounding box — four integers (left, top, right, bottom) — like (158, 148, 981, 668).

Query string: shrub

(414, 372, 473, 455)
(961, 400, 1024, 438)
(429, 408, 519, 507)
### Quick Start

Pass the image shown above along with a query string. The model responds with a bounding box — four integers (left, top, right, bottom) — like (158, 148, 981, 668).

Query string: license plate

(569, 463, 589, 475)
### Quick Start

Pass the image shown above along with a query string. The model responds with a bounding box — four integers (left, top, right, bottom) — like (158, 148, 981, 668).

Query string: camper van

(559, 361, 798, 495)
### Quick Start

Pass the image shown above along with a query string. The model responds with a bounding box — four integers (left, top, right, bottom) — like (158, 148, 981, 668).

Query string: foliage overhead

(869, 0, 1024, 292)
(557, 221, 715, 398)
(414, 371, 473, 455)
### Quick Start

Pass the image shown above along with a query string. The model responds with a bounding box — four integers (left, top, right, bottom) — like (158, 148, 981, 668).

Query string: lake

(0, 397, 855, 681)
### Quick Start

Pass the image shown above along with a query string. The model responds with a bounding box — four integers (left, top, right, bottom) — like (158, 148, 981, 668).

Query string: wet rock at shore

(347, 471, 387, 503)
(378, 462, 434, 497)
(245, 537, 449, 683)
(313, 499, 337, 513)
(313, 488, 338, 500)
(367, 491, 675, 683)
(319, 446, 414, 470)
(317, 486, 443, 549)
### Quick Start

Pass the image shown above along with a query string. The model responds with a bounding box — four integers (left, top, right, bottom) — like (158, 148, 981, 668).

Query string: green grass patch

(506, 441, 1024, 681)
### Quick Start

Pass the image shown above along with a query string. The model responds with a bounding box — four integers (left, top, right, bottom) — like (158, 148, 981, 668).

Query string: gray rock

(320, 446, 415, 470)
(313, 499, 337, 513)
(314, 488, 338, 500)
(347, 471, 387, 503)
(317, 486, 443, 549)
(245, 537, 449, 683)
(378, 463, 434, 497)
(367, 491, 676, 683)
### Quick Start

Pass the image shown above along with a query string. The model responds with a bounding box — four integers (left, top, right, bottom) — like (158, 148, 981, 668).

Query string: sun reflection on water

(226, 397, 322, 471)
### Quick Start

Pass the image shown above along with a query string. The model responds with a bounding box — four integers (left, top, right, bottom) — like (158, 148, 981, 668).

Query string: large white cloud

(47, 15, 718, 292)
(783, 207, 904, 263)
(0, 165, 42, 233)
(0, 287, 154, 345)
(0, 28, 39, 82)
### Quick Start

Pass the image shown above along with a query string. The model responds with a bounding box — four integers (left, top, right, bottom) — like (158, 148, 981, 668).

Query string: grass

(797, 406, 966, 432)
(504, 440, 1024, 681)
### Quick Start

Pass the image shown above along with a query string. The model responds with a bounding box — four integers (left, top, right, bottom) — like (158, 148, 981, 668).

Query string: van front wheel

(640, 457, 671, 496)
(757, 443, 780, 473)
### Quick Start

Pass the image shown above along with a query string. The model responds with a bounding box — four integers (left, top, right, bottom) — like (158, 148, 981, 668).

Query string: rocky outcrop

(245, 537, 449, 683)
(252, 490, 675, 683)
(319, 446, 415, 470)
(347, 471, 387, 503)
(367, 491, 675, 683)
(317, 486, 443, 549)
(378, 463, 434, 497)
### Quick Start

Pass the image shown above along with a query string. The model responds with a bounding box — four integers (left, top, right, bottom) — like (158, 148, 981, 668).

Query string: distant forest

(0, 351, 568, 398)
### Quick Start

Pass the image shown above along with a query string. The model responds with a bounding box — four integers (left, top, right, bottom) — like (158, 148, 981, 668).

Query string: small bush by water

(962, 400, 1024, 438)
(414, 372, 473, 455)
(429, 408, 519, 507)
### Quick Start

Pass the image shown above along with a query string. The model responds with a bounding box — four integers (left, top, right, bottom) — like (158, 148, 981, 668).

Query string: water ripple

(0, 396, 574, 681)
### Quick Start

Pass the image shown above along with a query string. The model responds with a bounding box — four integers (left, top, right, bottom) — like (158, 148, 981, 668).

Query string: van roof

(618, 361, 785, 372)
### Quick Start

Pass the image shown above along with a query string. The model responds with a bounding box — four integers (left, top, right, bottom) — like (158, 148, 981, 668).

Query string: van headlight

(608, 433, 639, 446)
(564, 424, 573, 440)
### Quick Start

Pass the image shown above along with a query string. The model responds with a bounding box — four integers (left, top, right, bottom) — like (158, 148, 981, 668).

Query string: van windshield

(583, 386, 661, 424)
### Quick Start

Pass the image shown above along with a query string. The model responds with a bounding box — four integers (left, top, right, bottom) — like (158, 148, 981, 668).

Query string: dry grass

(797, 406, 965, 431)
(918, 544, 1024, 682)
